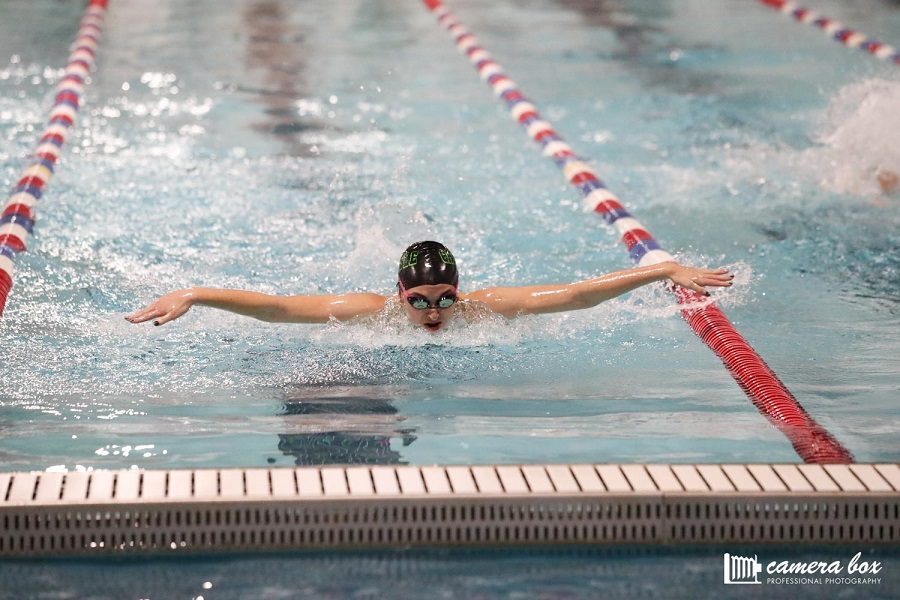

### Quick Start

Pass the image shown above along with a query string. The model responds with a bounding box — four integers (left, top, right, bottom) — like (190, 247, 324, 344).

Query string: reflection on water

(553, 0, 724, 95)
(242, 0, 321, 156)
(276, 387, 417, 465)
(554, 0, 663, 56)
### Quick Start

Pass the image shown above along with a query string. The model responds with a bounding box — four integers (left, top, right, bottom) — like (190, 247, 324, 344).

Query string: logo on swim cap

(438, 249, 455, 265)
(399, 250, 419, 270)
(398, 241, 459, 288)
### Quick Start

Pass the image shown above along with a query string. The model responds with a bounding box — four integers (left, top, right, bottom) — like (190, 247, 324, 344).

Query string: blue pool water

(1, 0, 899, 470)
(2, 546, 899, 599)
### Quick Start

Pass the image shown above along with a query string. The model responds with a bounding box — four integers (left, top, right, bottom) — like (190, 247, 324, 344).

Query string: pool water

(0, 0, 898, 471)
(2, 546, 899, 599)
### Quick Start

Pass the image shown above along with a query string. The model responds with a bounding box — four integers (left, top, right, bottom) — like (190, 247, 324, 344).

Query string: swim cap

(398, 241, 458, 289)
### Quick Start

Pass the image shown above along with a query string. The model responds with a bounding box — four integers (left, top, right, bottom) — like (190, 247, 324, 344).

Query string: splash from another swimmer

(810, 79, 900, 197)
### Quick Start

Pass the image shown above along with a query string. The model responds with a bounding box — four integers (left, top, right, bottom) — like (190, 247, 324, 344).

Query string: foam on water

(702, 78, 900, 201)
(806, 78, 900, 196)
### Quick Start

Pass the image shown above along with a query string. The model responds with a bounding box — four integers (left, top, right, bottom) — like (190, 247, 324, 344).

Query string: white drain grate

(1, 464, 897, 555)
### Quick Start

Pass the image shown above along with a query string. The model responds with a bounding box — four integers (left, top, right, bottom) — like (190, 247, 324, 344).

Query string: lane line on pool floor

(0, 0, 109, 317)
(758, 0, 900, 66)
(420, 0, 853, 464)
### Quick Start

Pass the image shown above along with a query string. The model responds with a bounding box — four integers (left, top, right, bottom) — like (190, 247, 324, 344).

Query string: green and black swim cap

(398, 241, 458, 289)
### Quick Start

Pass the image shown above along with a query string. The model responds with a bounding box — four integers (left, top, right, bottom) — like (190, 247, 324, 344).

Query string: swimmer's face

(399, 284, 458, 333)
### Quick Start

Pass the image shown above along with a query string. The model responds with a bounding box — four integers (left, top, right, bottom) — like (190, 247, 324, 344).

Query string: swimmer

(876, 168, 898, 195)
(126, 240, 734, 333)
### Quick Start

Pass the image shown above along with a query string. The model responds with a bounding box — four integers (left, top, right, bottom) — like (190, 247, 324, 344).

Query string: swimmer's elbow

(261, 297, 320, 323)
(568, 290, 597, 310)
(273, 293, 385, 323)
(258, 311, 287, 323)
(254, 305, 291, 323)
(468, 288, 507, 313)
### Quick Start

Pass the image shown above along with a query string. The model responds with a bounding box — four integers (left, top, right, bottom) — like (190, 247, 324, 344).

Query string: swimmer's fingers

(694, 268, 734, 288)
(125, 290, 194, 326)
(704, 267, 732, 279)
(681, 279, 710, 295)
(669, 266, 734, 295)
(124, 303, 164, 324)
(126, 302, 188, 326)
(153, 303, 191, 326)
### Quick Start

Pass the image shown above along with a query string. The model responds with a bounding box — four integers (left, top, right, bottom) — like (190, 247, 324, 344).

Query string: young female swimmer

(126, 240, 734, 333)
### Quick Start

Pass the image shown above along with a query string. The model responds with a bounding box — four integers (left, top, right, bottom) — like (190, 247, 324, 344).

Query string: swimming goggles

(398, 281, 458, 310)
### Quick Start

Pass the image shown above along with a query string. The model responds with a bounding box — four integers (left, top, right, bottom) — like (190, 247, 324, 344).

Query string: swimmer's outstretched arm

(126, 288, 387, 326)
(465, 262, 732, 318)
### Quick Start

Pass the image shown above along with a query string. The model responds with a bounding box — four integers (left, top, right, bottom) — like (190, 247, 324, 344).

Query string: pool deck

(1, 463, 898, 555)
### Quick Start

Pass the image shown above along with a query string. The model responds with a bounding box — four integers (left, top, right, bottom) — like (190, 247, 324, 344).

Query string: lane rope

(0, 0, 109, 317)
(758, 0, 900, 66)
(421, 0, 853, 463)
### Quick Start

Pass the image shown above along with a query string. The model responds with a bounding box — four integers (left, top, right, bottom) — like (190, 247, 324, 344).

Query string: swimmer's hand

(125, 289, 195, 326)
(664, 263, 733, 296)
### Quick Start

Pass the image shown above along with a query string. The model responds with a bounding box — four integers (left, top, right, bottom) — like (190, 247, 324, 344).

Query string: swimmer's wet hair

(398, 241, 458, 289)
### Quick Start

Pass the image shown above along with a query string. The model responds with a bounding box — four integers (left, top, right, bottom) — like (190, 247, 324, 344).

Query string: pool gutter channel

(1, 464, 898, 555)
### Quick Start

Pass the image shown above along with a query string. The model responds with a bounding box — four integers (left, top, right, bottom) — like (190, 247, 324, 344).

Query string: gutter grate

(0, 463, 896, 556)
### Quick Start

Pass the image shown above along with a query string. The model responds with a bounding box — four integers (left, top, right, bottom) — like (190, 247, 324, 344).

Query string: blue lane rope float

(421, 0, 853, 463)
(0, 0, 109, 316)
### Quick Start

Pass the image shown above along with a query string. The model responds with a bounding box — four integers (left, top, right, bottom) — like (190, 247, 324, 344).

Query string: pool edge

(1, 463, 897, 555)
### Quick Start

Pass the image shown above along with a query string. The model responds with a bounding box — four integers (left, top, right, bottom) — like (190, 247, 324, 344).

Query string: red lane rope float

(421, 0, 852, 463)
(758, 0, 900, 66)
(0, 0, 109, 317)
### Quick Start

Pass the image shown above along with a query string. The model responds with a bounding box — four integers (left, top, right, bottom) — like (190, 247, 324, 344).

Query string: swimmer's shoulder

(456, 292, 509, 320)
(459, 289, 513, 318)
(329, 292, 389, 319)
(460, 289, 491, 303)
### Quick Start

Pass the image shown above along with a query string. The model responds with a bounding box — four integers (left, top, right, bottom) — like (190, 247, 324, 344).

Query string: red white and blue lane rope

(421, 0, 853, 464)
(759, 0, 900, 66)
(0, 0, 109, 317)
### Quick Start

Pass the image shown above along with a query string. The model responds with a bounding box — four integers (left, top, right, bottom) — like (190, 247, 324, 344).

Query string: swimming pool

(1, 0, 899, 481)
(2, 0, 900, 595)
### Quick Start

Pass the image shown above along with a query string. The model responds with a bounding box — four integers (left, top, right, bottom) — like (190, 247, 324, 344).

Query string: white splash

(805, 78, 900, 196)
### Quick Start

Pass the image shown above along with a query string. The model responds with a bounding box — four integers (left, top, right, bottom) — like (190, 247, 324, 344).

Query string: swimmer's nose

(426, 310, 440, 321)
